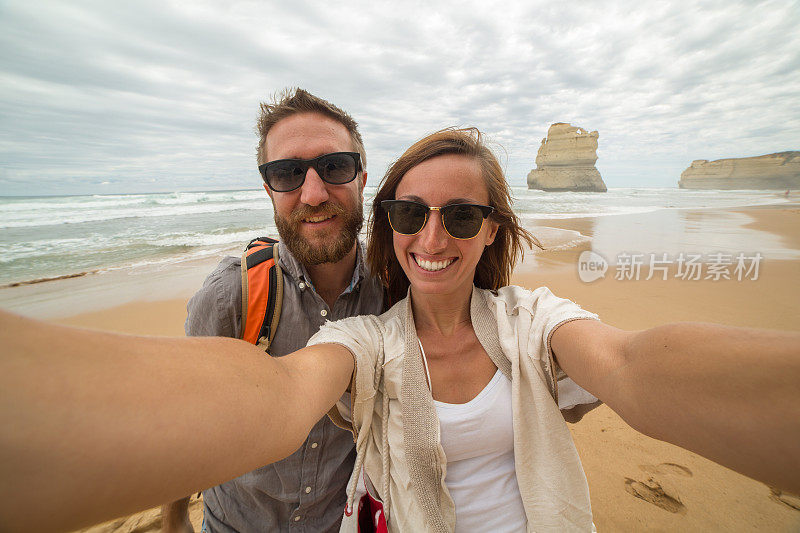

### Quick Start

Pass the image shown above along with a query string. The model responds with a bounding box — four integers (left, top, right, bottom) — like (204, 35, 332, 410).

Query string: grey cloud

(1, 0, 798, 194)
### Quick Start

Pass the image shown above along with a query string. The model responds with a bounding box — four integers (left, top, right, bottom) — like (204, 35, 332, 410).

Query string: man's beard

(275, 202, 363, 265)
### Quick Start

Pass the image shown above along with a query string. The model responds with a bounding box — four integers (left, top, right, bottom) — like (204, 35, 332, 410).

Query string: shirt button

(311, 442, 318, 449)
(294, 516, 301, 522)
(320, 309, 327, 317)
(298, 282, 306, 290)
(305, 486, 312, 494)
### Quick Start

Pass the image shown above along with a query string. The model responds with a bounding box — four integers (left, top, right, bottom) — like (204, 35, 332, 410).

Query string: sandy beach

(2, 203, 797, 532)
(513, 204, 800, 531)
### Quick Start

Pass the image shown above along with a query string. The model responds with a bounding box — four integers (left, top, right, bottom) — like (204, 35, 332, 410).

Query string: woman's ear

(484, 219, 499, 246)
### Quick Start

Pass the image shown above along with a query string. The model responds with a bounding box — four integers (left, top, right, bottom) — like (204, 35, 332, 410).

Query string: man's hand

(161, 497, 194, 533)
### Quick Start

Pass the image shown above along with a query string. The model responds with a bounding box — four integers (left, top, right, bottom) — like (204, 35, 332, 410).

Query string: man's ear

(359, 171, 368, 202)
(263, 183, 273, 199)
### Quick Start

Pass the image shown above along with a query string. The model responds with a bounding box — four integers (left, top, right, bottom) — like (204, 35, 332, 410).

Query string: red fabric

(356, 490, 388, 533)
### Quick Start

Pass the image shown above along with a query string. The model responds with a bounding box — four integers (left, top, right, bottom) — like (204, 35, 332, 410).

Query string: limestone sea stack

(678, 151, 800, 190)
(527, 123, 607, 192)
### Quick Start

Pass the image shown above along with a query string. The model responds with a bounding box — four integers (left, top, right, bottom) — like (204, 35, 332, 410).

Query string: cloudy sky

(1, 0, 798, 195)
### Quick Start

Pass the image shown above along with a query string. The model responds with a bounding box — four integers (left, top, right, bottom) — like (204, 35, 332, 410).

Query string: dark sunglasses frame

(258, 152, 362, 192)
(381, 199, 495, 240)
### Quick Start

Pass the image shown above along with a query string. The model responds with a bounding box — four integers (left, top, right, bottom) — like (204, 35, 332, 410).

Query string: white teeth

(304, 215, 333, 223)
(415, 256, 454, 272)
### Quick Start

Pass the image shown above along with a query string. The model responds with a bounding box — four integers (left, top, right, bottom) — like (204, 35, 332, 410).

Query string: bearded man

(162, 88, 383, 533)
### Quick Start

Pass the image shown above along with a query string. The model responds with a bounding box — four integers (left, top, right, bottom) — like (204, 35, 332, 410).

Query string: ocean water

(0, 187, 789, 286)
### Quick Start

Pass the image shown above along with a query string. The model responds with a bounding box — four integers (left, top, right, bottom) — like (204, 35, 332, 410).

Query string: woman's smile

(411, 253, 457, 272)
(392, 154, 498, 299)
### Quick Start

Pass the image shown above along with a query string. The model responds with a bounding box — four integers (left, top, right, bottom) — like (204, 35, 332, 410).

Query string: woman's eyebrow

(396, 194, 425, 202)
(444, 198, 476, 205)
(395, 195, 479, 205)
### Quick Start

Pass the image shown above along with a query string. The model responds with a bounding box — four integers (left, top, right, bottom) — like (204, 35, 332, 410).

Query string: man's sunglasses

(381, 199, 495, 240)
(259, 152, 361, 192)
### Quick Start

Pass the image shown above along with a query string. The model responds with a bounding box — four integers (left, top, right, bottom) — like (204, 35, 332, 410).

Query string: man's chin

(275, 207, 363, 266)
(281, 232, 357, 266)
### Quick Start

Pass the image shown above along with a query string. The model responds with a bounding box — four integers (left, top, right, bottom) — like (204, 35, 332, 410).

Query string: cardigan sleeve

(307, 315, 384, 437)
(532, 287, 601, 411)
(495, 285, 600, 413)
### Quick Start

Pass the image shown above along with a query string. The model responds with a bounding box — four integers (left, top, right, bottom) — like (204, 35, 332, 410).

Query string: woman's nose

(419, 211, 449, 252)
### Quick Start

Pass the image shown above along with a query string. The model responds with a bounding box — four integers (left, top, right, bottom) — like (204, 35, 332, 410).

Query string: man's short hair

(256, 88, 366, 168)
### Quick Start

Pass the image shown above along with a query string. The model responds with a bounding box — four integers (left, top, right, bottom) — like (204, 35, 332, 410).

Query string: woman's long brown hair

(367, 127, 539, 305)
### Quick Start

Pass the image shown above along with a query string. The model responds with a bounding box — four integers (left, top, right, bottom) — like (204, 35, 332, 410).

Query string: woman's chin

(408, 278, 474, 300)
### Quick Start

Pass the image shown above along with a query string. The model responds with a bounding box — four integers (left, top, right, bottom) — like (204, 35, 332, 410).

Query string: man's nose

(419, 211, 449, 253)
(299, 167, 330, 206)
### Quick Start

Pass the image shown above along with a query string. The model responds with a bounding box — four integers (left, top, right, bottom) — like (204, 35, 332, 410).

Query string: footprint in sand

(624, 477, 687, 514)
(639, 462, 693, 478)
(769, 487, 800, 511)
(624, 463, 693, 514)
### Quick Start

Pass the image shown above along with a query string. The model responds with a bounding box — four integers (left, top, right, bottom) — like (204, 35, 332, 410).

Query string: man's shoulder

(195, 256, 243, 301)
(185, 256, 243, 337)
(206, 255, 241, 281)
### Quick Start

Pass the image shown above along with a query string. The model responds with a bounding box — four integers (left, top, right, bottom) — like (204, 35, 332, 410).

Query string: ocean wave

(0, 196, 151, 212)
(100, 246, 242, 273)
(526, 226, 591, 250)
(0, 237, 98, 261)
(0, 228, 267, 266)
(510, 188, 787, 219)
(0, 190, 264, 213)
(519, 205, 664, 219)
(150, 230, 270, 248)
(0, 201, 272, 228)
(1, 187, 790, 286)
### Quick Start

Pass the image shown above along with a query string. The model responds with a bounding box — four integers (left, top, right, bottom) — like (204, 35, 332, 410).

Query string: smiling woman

(0, 128, 799, 533)
(368, 128, 539, 306)
(389, 153, 499, 299)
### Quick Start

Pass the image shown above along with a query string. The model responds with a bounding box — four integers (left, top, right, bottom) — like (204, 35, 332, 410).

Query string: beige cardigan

(308, 285, 599, 532)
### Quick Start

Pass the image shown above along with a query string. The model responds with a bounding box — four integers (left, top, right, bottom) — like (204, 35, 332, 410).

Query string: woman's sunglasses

(381, 199, 494, 240)
(259, 152, 361, 192)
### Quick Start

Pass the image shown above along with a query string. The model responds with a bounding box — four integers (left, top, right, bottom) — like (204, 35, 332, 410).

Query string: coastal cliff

(678, 151, 800, 190)
(527, 123, 607, 192)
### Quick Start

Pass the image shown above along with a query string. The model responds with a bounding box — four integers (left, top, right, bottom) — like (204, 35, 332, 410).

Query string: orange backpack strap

(240, 237, 283, 351)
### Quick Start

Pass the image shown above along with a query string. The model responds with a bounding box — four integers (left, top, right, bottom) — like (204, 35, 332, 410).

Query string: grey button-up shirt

(185, 241, 384, 532)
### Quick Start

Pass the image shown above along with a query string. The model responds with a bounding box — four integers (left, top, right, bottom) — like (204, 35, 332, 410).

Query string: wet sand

(2, 203, 796, 531)
(511, 205, 800, 530)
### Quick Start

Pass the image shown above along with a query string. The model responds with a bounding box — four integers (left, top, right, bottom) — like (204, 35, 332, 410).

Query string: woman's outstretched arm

(0, 309, 354, 532)
(551, 320, 800, 493)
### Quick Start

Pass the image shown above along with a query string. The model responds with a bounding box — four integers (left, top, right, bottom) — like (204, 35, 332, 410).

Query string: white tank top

(421, 342, 527, 532)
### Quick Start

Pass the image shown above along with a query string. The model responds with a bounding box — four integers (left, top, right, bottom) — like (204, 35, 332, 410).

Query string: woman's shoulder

(481, 285, 564, 313)
(482, 285, 599, 329)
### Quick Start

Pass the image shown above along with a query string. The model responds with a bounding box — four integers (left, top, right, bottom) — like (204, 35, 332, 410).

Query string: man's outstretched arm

(159, 265, 238, 533)
(0, 310, 353, 533)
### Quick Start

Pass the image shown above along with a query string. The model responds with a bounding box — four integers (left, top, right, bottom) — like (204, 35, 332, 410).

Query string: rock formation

(527, 123, 607, 192)
(678, 152, 800, 190)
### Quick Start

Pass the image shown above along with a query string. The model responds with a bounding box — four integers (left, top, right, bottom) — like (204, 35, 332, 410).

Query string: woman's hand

(551, 319, 800, 493)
